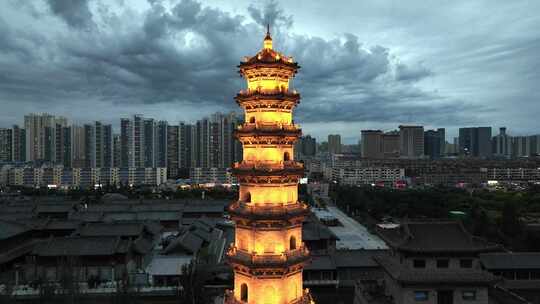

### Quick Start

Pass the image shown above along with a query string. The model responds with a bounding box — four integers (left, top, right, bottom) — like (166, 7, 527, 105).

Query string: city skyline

(1, 0, 540, 143)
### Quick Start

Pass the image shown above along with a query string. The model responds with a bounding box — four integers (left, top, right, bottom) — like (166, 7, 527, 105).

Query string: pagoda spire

(263, 23, 273, 49)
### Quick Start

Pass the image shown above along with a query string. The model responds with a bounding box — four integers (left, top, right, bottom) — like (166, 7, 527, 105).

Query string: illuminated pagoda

(225, 25, 313, 304)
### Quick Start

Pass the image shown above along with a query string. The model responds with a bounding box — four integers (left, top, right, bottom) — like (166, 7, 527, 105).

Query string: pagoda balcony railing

(237, 122, 300, 133)
(233, 160, 304, 171)
(229, 201, 309, 219)
(227, 245, 310, 268)
(237, 88, 300, 98)
(224, 289, 313, 304)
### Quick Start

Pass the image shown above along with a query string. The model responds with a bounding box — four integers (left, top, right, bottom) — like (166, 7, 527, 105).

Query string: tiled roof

(376, 256, 498, 286)
(376, 221, 501, 253)
(480, 252, 540, 270)
(32, 236, 130, 256)
(0, 219, 31, 240)
(35, 203, 76, 213)
(302, 220, 339, 241)
(241, 49, 299, 69)
(305, 255, 335, 270)
(333, 250, 386, 268)
(76, 222, 145, 237)
(164, 232, 203, 255)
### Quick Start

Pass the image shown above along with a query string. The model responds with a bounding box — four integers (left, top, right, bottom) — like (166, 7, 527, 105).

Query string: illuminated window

(290, 236, 297, 250)
(241, 283, 248, 302)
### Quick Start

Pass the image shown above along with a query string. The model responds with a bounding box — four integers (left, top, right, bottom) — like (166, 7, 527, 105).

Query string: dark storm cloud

(46, 0, 94, 28)
(0, 0, 491, 134)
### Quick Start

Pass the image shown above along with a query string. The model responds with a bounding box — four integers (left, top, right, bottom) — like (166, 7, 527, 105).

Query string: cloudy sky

(1, 0, 539, 143)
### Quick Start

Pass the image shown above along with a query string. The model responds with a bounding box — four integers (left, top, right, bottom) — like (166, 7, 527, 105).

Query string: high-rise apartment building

(424, 129, 445, 159)
(120, 115, 145, 168)
(112, 134, 121, 168)
(144, 118, 156, 168)
(459, 127, 492, 158)
(24, 113, 67, 162)
(399, 125, 424, 158)
(381, 131, 400, 158)
(531, 135, 540, 156)
(102, 124, 113, 168)
(166, 125, 180, 178)
(361, 130, 383, 159)
(295, 135, 317, 158)
(492, 127, 512, 158)
(513, 136, 532, 157)
(84, 124, 95, 168)
(55, 125, 71, 167)
(71, 125, 86, 168)
(11, 125, 26, 162)
(328, 134, 342, 154)
(155, 121, 168, 168)
(0, 128, 13, 162)
(179, 122, 194, 169)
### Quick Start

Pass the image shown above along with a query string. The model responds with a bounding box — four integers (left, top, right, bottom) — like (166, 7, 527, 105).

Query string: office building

(399, 125, 424, 158)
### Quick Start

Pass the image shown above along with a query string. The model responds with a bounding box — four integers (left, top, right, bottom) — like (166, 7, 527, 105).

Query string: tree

(500, 201, 522, 237)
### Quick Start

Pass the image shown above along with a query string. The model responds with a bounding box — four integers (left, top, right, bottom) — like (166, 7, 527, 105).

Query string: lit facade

(225, 27, 313, 304)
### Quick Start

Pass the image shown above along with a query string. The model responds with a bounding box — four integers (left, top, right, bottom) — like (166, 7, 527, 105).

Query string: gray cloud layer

(0, 0, 538, 142)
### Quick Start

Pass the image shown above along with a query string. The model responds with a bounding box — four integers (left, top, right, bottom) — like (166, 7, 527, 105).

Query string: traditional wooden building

(355, 221, 502, 304)
(225, 26, 313, 304)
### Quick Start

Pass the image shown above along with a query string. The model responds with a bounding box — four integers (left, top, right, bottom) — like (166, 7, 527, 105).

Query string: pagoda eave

(229, 201, 310, 221)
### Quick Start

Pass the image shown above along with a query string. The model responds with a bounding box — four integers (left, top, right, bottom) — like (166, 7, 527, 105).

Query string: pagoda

(224, 26, 313, 304)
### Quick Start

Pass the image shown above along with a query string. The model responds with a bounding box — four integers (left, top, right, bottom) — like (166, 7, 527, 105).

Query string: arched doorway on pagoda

(240, 283, 248, 302)
(289, 236, 297, 250)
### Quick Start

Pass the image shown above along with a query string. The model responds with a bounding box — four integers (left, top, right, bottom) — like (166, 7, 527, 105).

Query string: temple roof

(376, 220, 501, 254)
(239, 26, 299, 69)
(480, 252, 540, 270)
